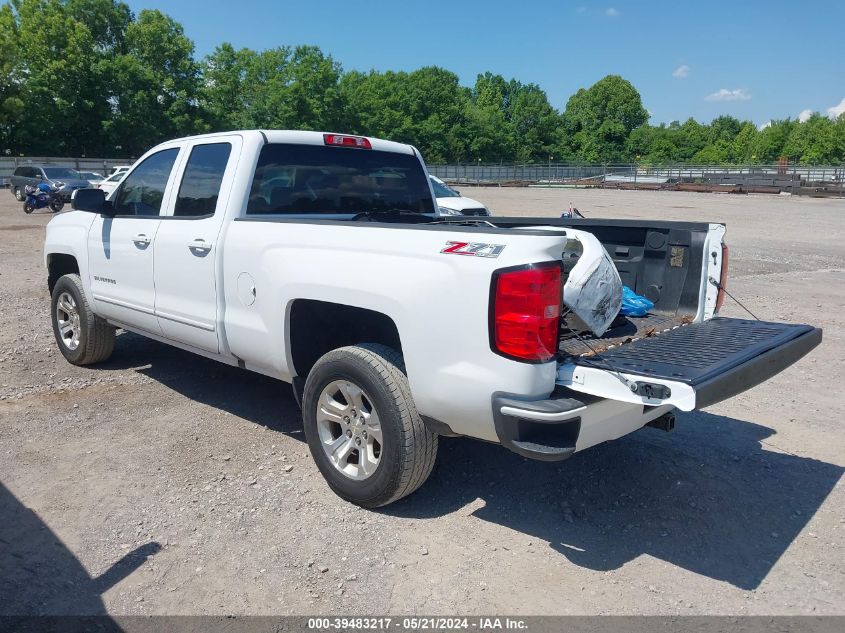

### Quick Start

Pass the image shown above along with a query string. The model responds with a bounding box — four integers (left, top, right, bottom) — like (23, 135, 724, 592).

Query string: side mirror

(72, 188, 114, 216)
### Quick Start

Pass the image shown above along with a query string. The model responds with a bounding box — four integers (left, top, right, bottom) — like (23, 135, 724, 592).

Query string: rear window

(246, 144, 434, 215)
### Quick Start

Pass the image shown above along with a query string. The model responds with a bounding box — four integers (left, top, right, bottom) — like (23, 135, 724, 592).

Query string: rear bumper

(492, 389, 586, 461)
(492, 389, 672, 461)
(494, 318, 822, 461)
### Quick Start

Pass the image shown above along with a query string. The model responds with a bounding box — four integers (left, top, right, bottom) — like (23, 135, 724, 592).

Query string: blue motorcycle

(23, 182, 64, 214)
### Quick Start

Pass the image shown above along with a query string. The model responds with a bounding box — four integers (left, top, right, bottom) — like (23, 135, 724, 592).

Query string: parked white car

(430, 175, 490, 216)
(77, 171, 105, 185)
(96, 171, 125, 196)
(108, 165, 131, 177)
(46, 130, 821, 508)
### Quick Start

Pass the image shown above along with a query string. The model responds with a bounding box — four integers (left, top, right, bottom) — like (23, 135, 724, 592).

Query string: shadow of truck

(95, 332, 843, 591)
(0, 482, 160, 616)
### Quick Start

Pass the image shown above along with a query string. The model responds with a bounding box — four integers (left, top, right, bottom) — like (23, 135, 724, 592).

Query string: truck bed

(559, 313, 692, 357)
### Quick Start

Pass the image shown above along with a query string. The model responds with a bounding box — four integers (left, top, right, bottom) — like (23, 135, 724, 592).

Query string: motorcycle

(23, 182, 64, 214)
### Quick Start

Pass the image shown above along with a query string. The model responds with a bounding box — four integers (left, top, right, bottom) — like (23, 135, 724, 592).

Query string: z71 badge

(440, 241, 505, 258)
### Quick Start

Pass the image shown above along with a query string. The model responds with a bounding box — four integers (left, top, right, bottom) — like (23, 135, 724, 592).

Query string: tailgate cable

(708, 277, 760, 320)
(561, 312, 640, 393)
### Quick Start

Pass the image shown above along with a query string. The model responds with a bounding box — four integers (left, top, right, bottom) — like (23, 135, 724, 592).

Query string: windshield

(430, 177, 459, 198)
(246, 144, 435, 215)
(43, 167, 81, 179)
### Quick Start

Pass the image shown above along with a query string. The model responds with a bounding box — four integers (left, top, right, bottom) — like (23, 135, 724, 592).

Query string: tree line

(2, 0, 844, 164)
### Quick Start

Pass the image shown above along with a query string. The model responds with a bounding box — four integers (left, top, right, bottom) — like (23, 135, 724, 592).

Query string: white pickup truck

(44, 130, 822, 507)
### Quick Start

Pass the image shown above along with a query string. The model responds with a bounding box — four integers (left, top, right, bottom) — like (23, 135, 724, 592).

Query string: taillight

(715, 243, 729, 313)
(323, 133, 371, 149)
(491, 262, 562, 362)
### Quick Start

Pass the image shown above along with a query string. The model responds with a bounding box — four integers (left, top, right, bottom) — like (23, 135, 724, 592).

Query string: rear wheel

(50, 274, 115, 365)
(302, 344, 438, 508)
(49, 198, 64, 212)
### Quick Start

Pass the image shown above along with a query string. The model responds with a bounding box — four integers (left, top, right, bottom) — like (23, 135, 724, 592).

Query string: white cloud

(827, 97, 845, 120)
(798, 109, 813, 122)
(605, 7, 619, 17)
(758, 120, 772, 131)
(705, 88, 752, 102)
(672, 64, 690, 79)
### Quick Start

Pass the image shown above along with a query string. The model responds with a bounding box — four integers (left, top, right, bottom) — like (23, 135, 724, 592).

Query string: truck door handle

(133, 233, 151, 247)
(189, 238, 212, 253)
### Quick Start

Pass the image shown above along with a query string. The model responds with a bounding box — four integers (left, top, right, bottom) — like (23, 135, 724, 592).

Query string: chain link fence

(429, 163, 845, 197)
(3, 157, 843, 197)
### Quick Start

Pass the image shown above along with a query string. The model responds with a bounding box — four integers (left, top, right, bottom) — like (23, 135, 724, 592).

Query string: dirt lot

(1, 187, 843, 616)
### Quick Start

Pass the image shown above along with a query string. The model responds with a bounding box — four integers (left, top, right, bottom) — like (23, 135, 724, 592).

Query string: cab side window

(174, 143, 232, 218)
(113, 148, 179, 216)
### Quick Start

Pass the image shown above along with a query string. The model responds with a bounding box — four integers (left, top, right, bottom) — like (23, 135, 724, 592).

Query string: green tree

(104, 8, 205, 155)
(782, 113, 842, 164)
(731, 122, 757, 162)
(201, 44, 345, 133)
(340, 67, 469, 163)
(0, 4, 24, 151)
(625, 124, 678, 164)
(66, 0, 130, 51)
(10, 0, 108, 154)
(692, 139, 732, 163)
(563, 75, 648, 162)
(751, 119, 795, 163)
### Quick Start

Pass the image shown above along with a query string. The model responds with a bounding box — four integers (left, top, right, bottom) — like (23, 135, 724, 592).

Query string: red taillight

(715, 243, 729, 313)
(491, 262, 562, 362)
(323, 133, 371, 149)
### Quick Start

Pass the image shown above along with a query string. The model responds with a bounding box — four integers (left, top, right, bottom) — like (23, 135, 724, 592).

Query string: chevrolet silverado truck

(43, 130, 822, 507)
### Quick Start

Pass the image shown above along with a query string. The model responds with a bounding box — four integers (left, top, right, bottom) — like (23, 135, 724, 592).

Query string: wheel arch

(46, 252, 80, 295)
(287, 299, 403, 379)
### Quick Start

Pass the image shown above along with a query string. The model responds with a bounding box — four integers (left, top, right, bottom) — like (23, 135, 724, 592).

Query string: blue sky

(126, 0, 845, 126)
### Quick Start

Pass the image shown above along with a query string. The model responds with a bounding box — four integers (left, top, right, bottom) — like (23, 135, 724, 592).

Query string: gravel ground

(0, 188, 843, 616)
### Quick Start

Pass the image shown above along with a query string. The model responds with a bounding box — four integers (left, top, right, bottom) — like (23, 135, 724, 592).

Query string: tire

(302, 343, 438, 508)
(13, 186, 23, 201)
(23, 200, 34, 214)
(50, 198, 64, 212)
(50, 274, 115, 365)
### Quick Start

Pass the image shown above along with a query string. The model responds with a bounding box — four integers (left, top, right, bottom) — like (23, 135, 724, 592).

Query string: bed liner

(559, 313, 693, 357)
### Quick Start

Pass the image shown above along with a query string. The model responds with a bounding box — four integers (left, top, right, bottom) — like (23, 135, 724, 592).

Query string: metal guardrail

(3, 157, 843, 195)
(429, 163, 845, 197)
(428, 163, 845, 184)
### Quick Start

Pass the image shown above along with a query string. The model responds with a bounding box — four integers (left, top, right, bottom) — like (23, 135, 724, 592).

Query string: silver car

(9, 165, 91, 202)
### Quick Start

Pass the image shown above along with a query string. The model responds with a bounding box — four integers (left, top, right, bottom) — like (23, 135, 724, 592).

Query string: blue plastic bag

(619, 285, 654, 317)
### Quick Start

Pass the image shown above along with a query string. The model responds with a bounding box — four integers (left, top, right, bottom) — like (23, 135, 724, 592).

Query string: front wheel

(50, 274, 115, 365)
(13, 186, 24, 201)
(22, 200, 34, 214)
(302, 344, 438, 508)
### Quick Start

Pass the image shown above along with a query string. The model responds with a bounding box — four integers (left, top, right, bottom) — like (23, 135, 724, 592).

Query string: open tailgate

(556, 318, 822, 411)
